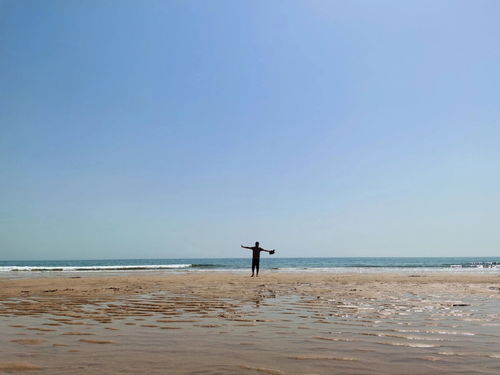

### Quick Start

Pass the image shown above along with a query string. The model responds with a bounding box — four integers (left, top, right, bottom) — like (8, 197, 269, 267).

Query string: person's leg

(255, 259, 260, 276)
(251, 258, 256, 277)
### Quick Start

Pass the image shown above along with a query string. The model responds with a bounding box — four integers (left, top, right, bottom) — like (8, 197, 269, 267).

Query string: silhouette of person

(241, 241, 275, 277)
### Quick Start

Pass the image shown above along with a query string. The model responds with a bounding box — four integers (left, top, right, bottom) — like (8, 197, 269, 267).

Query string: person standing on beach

(241, 242, 275, 277)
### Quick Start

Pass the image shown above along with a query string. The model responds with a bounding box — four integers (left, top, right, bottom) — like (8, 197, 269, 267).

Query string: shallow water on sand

(1, 284, 499, 375)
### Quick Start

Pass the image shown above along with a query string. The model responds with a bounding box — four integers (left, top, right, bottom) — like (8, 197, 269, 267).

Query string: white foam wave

(270, 267, 500, 274)
(0, 264, 192, 272)
(381, 342, 437, 348)
(395, 329, 474, 336)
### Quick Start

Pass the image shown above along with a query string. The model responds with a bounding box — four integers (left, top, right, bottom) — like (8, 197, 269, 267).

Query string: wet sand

(0, 272, 499, 374)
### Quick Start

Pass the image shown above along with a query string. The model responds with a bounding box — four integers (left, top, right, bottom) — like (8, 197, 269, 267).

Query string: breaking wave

(0, 264, 223, 272)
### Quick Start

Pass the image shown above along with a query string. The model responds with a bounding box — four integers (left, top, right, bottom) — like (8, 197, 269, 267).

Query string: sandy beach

(1, 272, 499, 374)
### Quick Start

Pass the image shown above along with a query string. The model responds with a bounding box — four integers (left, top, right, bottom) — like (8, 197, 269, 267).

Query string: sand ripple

(11, 339, 46, 345)
(288, 355, 358, 361)
(0, 362, 43, 371)
(239, 365, 286, 375)
(78, 339, 114, 344)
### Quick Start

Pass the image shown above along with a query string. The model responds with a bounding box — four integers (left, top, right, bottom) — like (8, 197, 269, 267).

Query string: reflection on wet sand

(0, 272, 499, 374)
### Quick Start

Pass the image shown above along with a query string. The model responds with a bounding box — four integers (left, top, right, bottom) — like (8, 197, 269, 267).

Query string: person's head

(255, 241, 259, 247)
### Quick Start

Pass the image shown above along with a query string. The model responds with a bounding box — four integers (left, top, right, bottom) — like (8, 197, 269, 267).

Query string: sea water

(0, 257, 499, 275)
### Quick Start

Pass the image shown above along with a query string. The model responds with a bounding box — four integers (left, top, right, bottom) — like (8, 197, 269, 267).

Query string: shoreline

(1, 266, 499, 282)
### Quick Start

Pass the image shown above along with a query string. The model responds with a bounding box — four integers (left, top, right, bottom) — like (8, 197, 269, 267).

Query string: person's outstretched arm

(241, 245, 252, 249)
(260, 248, 275, 253)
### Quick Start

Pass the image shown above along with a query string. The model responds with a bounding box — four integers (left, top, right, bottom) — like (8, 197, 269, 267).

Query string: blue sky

(1, 0, 499, 260)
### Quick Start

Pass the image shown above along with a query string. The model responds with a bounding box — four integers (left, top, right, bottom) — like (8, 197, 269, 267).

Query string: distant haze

(1, 1, 499, 260)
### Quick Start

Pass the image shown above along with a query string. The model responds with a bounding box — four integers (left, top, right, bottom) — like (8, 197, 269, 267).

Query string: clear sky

(1, 0, 499, 260)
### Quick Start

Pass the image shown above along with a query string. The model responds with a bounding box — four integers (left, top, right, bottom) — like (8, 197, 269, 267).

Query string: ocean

(1, 257, 499, 274)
